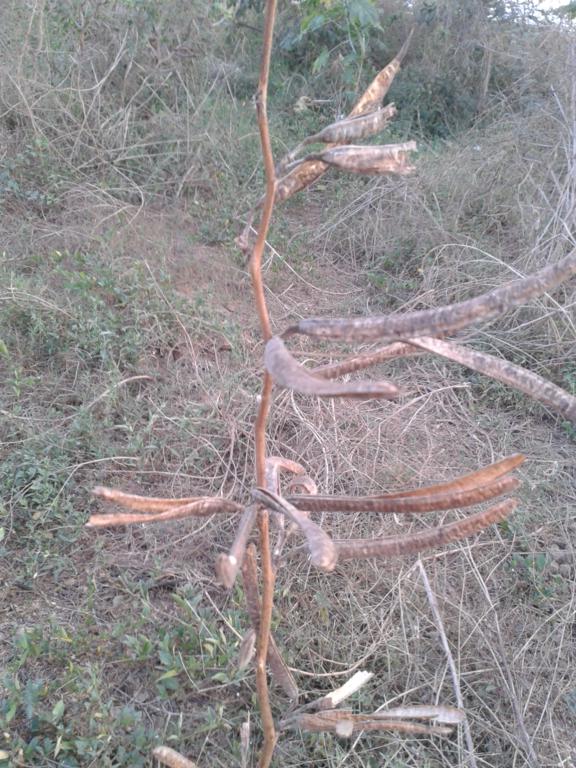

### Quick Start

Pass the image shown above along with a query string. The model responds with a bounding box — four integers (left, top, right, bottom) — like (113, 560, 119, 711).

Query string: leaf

(312, 47, 330, 74)
(287, 251, 576, 342)
(265, 336, 399, 399)
(303, 105, 397, 146)
(312, 142, 417, 175)
(156, 668, 180, 681)
(287, 474, 519, 514)
(253, 488, 338, 572)
(349, 29, 414, 117)
(336, 498, 517, 560)
(0, 339, 8, 358)
(52, 699, 65, 723)
(408, 336, 576, 424)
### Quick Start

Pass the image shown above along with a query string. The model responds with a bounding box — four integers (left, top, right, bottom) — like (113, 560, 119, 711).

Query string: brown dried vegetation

(88, 5, 576, 767)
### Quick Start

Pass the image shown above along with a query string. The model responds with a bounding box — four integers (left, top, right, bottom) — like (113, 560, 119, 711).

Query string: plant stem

(251, 1, 278, 765)
(249, 0, 277, 342)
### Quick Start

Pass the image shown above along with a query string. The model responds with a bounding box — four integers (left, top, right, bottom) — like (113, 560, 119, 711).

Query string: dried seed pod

(288, 709, 452, 737)
(265, 456, 306, 495)
(87, 497, 241, 527)
(303, 105, 397, 146)
(380, 454, 524, 500)
(253, 488, 338, 572)
(287, 474, 519, 514)
(275, 159, 329, 203)
(92, 486, 201, 512)
(408, 336, 576, 424)
(287, 251, 576, 342)
(274, 33, 412, 203)
(241, 545, 299, 701)
(265, 336, 399, 399)
(216, 505, 258, 589)
(312, 142, 417, 175)
(265, 456, 307, 566)
(374, 705, 464, 724)
(238, 628, 257, 671)
(336, 498, 517, 560)
(350, 29, 414, 117)
(286, 475, 318, 496)
(152, 746, 198, 768)
(314, 342, 420, 379)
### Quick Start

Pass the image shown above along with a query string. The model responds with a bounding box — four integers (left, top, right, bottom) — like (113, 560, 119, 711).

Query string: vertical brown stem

(250, 0, 277, 343)
(250, 1, 278, 766)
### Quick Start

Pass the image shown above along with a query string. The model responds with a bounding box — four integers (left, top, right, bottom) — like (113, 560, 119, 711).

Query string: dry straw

(89, 3, 576, 765)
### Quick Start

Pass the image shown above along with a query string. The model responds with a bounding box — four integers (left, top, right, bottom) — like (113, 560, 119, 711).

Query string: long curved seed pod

(87, 498, 242, 527)
(216, 505, 259, 589)
(287, 475, 318, 495)
(287, 474, 519, 514)
(152, 746, 198, 768)
(349, 29, 413, 117)
(265, 456, 306, 568)
(92, 486, 201, 512)
(265, 336, 399, 399)
(314, 342, 420, 379)
(286, 709, 452, 737)
(336, 498, 517, 560)
(310, 142, 417, 175)
(287, 251, 576, 342)
(302, 105, 397, 147)
(265, 456, 306, 494)
(274, 35, 411, 202)
(242, 544, 299, 701)
(253, 488, 338, 572)
(408, 336, 576, 424)
(374, 705, 464, 724)
(372, 453, 524, 500)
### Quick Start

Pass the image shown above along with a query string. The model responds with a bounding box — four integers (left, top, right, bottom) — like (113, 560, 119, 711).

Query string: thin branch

(418, 561, 479, 768)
